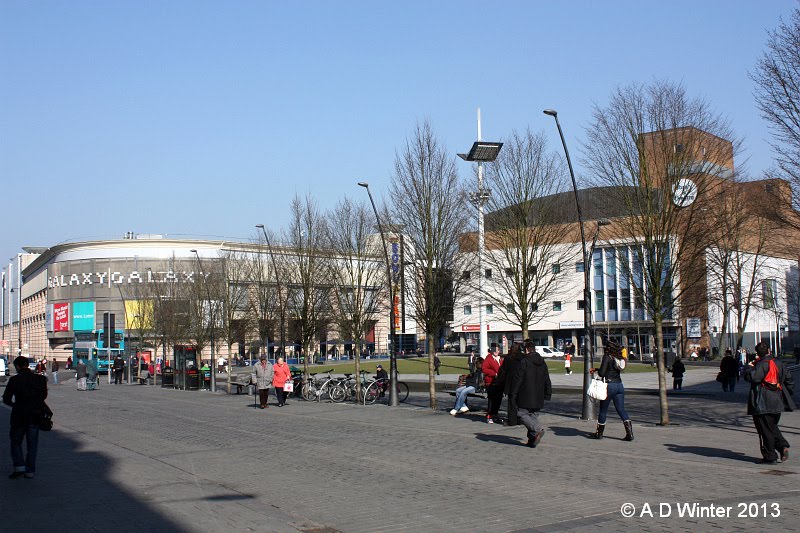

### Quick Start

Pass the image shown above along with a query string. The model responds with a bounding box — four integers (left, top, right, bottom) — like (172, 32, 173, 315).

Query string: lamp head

(190, 249, 197, 254)
(357, 181, 369, 188)
(543, 109, 558, 117)
(597, 219, 611, 227)
(255, 224, 264, 229)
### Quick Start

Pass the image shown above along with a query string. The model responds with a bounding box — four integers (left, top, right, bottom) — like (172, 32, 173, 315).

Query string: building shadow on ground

(0, 406, 190, 532)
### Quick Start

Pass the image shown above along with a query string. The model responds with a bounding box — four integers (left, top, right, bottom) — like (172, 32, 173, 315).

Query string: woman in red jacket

(272, 357, 292, 407)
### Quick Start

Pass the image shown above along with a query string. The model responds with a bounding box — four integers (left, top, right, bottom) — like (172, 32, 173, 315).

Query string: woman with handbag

(272, 357, 292, 407)
(589, 342, 633, 441)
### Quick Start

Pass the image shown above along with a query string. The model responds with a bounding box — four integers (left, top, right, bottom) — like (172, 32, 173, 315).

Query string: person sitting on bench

(450, 371, 481, 415)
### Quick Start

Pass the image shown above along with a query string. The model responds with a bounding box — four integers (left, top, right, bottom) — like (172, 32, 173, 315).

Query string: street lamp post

(256, 224, 286, 359)
(544, 108, 595, 421)
(358, 181, 398, 407)
(458, 109, 503, 360)
(190, 250, 216, 392)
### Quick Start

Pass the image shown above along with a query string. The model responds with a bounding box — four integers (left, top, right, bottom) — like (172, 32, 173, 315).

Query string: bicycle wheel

(301, 382, 317, 401)
(396, 381, 409, 403)
(364, 382, 381, 404)
(330, 384, 347, 403)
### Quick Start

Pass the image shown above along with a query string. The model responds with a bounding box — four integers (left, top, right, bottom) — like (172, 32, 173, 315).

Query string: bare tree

(250, 228, 288, 360)
(704, 177, 774, 355)
(286, 194, 332, 382)
(324, 198, 386, 402)
(752, 7, 800, 206)
(479, 129, 576, 338)
(388, 121, 471, 409)
(211, 249, 253, 392)
(582, 80, 738, 425)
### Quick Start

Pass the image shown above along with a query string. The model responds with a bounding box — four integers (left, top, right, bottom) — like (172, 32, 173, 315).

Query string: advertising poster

(53, 302, 70, 331)
(72, 301, 96, 331)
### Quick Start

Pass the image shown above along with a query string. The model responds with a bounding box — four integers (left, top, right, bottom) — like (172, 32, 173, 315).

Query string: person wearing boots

(590, 342, 633, 441)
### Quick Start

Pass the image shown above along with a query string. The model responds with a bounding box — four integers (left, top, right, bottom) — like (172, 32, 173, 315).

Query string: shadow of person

(475, 433, 526, 446)
(664, 443, 753, 462)
(547, 426, 587, 438)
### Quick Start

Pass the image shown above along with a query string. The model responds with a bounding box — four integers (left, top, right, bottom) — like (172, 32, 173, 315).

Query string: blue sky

(1, 0, 797, 263)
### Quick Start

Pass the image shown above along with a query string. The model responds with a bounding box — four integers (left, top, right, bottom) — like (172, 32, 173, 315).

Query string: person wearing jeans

(449, 377, 477, 415)
(590, 342, 633, 441)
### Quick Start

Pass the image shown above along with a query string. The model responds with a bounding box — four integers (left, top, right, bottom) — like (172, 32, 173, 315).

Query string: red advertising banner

(462, 324, 490, 332)
(53, 302, 70, 332)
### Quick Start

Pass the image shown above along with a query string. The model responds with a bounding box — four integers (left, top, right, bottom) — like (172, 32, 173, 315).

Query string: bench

(445, 386, 487, 399)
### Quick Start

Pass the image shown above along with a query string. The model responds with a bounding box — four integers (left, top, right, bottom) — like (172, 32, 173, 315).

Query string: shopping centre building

(0, 236, 390, 363)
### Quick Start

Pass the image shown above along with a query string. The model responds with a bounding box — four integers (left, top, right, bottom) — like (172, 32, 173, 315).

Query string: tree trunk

(227, 342, 234, 394)
(654, 317, 669, 425)
(428, 335, 437, 409)
(354, 340, 362, 403)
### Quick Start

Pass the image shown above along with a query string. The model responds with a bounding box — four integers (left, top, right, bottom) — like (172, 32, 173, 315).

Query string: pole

(360, 183, 398, 407)
(545, 110, 593, 421)
(476, 109, 488, 359)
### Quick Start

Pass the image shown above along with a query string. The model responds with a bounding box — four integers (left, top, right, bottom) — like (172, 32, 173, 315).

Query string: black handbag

(33, 402, 54, 431)
(715, 372, 724, 383)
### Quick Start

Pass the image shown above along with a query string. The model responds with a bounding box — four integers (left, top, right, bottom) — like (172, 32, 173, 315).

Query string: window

(463, 305, 472, 315)
(529, 302, 538, 313)
(462, 270, 471, 280)
(552, 263, 561, 274)
(505, 267, 514, 277)
(484, 269, 492, 279)
(486, 304, 494, 314)
(553, 301, 562, 312)
(675, 143, 684, 153)
(577, 300, 585, 310)
(506, 303, 514, 313)
(762, 279, 778, 309)
(608, 289, 618, 310)
(575, 261, 584, 273)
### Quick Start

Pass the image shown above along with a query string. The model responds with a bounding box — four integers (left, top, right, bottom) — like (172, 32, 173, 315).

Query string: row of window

(463, 263, 572, 280)
(464, 300, 576, 315)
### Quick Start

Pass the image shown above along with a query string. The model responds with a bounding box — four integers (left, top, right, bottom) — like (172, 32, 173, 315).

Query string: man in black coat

(113, 354, 125, 384)
(3, 356, 48, 479)
(744, 342, 795, 464)
(510, 340, 552, 448)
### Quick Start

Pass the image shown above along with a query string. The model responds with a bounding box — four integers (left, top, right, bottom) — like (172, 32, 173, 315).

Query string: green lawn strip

(291, 356, 660, 376)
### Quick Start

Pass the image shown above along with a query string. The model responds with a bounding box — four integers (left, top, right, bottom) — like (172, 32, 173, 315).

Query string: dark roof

(485, 186, 653, 229)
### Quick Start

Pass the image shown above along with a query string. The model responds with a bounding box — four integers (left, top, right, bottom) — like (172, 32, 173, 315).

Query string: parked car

(535, 346, 565, 358)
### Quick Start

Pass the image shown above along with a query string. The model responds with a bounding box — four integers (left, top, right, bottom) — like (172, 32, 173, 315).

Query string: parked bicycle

(301, 369, 342, 402)
(363, 376, 409, 404)
(331, 370, 371, 403)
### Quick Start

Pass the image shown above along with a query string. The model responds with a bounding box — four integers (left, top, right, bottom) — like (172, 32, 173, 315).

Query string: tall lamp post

(256, 224, 286, 358)
(458, 109, 503, 359)
(544, 108, 596, 420)
(358, 181, 398, 407)
(190, 250, 217, 392)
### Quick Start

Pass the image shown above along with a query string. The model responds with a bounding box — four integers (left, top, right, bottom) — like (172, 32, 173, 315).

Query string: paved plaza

(1, 367, 799, 532)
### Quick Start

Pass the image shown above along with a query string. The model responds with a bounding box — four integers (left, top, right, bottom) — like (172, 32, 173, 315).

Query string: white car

(535, 346, 565, 358)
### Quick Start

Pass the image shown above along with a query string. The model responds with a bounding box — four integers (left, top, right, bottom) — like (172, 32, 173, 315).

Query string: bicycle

(301, 369, 340, 402)
(363, 376, 409, 404)
(331, 370, 371, 403)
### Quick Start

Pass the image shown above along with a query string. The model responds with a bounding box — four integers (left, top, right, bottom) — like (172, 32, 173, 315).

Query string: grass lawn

(296, 355, 660, 376)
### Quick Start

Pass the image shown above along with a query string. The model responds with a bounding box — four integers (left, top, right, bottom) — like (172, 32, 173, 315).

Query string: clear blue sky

(1, 0, 796, 263)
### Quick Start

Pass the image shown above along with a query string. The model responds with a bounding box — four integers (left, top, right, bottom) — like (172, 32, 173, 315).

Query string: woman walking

(590, 342, 633, 441)
(272, 357, 292, 407)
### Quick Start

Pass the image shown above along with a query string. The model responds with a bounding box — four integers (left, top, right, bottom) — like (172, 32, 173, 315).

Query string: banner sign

(390, 238, 401, 332)
(686, 317, 702, 338)
(72, 301, 96, 331)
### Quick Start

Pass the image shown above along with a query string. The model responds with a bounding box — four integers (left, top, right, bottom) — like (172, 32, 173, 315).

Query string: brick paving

(1, 369, 798, 532)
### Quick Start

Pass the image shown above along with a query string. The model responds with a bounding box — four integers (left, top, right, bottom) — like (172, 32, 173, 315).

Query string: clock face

(672, 178, 698, 208)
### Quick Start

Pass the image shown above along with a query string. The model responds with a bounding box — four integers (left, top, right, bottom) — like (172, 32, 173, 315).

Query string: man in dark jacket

(510, 340, 552, 448)
(744, 342, 795, 464)
(720, 349, 738, 392)
(497, 343, 525, 426)
(113, 354, 125, 384)
(3, 356, 48, 478)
